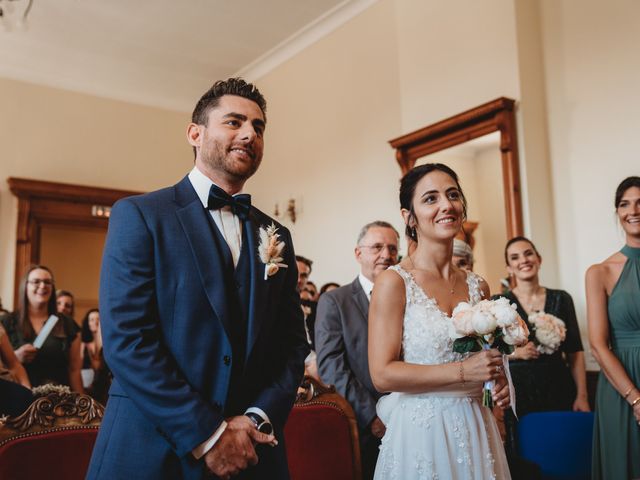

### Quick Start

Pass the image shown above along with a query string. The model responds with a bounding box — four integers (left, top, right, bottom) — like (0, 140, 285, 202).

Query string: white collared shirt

(188, 166, 243, 267)
(358, 273, 374, 301)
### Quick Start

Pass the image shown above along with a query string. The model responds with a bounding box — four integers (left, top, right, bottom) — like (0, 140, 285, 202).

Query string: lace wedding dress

(374, 265, 511, 480)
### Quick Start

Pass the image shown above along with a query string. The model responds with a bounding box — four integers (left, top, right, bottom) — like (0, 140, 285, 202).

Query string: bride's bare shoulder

(375, 267, 405, 289)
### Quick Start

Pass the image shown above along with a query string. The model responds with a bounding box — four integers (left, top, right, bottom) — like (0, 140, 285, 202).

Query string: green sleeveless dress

(592, 244, 640, 480)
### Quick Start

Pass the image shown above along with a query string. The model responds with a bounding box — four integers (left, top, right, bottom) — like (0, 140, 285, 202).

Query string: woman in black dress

(494, 237, 589, 452)
(0, 265, 83, 392)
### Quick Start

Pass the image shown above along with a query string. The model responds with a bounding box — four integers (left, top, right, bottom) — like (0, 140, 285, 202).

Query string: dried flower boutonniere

(258, 223, 288, 280)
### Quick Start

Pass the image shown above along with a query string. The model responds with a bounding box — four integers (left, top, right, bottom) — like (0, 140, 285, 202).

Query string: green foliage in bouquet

(452, 329, 515, 355)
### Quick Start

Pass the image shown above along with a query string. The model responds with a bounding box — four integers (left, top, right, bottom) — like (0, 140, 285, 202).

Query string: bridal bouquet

(529, 312, 566, 354)
(449, 297, 529, 407)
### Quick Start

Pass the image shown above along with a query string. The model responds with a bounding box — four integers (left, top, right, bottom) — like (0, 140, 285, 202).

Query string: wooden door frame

(7, 177, 141, 306)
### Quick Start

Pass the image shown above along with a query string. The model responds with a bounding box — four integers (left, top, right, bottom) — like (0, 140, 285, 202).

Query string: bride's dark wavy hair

(615, 176, 640, 208)
(399, 163, 467, 242)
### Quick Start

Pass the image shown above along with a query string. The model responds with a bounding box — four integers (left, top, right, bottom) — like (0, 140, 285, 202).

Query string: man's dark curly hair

(191, 77, 267, 126)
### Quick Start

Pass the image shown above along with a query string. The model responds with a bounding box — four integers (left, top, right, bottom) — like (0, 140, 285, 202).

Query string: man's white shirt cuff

(192, 421, 227, 459)
(244, 406, 271, 425)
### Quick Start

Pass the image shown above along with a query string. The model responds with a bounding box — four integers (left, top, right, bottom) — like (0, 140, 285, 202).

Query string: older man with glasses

(315, 220, 399, 479)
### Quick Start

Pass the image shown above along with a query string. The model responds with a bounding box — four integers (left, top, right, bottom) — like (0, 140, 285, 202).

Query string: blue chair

(516, 411, 594, 480)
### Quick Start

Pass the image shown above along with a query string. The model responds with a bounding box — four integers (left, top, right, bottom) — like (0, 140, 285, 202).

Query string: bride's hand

(462, 349, 503, 382)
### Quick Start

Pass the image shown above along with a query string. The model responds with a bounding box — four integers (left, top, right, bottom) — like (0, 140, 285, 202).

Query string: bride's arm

(368, 269, 502, 394)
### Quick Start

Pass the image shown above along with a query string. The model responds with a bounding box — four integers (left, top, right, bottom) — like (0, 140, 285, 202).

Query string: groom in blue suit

(88, 78, 309, 479)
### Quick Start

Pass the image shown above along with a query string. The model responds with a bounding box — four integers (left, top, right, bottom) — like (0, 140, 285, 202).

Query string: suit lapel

(244, 210, 269, 361)
(174, 177, 233, 340)
(351, 278, 369, 321)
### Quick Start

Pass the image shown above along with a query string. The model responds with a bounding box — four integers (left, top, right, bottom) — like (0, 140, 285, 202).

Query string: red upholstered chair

(284, 376, 362, 480)
(0, 387, 104, 480)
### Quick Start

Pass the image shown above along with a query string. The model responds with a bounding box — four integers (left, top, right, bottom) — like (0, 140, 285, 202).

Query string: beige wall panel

(0, 77, 191, 309)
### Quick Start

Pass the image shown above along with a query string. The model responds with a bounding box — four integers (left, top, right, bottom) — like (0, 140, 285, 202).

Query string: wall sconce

(91, 205, 112, 218)
(273, 198, 298, 224)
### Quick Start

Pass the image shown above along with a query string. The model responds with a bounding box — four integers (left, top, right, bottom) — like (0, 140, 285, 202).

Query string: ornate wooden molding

(7, 177, 142, 305)
(388, 97, 523, 238)
(0, 390, 104, 446)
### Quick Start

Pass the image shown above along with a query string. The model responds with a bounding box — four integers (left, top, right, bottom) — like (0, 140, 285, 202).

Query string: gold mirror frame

(389, 97, 523, 239)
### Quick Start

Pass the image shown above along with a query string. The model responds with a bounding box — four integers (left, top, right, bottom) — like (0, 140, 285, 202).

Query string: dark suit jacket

(87, 176, 309, 479)
(315, 278, 381, 431)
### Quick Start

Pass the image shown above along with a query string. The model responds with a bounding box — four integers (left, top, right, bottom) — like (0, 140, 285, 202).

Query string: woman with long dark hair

(0, 265, 83, 392)
(81, 308, 110, 403)
(369, 163, 511, 479)
(587, 176, 640, 479)
(495, 236, 589, 465)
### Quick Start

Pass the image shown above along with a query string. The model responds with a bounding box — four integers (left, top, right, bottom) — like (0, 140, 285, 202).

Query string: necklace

(408, 255, 457, 294)
(514, 286, 545, 312)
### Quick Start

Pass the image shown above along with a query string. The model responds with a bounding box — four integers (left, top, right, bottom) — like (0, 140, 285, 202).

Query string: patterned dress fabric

(493, 288, 583, 455)
(592, 244, 640, 480)
(374, 265, 511, 480)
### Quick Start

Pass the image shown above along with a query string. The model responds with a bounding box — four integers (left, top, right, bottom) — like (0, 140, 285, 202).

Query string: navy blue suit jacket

(88, 176, 309, 479)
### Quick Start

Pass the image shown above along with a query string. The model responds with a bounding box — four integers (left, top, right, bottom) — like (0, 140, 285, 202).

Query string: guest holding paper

(0, 265, 83, 392)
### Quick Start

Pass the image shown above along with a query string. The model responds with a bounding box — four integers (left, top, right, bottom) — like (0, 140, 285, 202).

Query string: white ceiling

(0, 0, 376, 111)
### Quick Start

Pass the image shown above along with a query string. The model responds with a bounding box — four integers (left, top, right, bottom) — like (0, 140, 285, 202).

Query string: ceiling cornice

(236, 0, 379, 81)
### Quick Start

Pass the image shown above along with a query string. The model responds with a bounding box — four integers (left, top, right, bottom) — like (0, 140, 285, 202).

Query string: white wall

(253, 0, 522, 287)
(540, 0, 640, 367)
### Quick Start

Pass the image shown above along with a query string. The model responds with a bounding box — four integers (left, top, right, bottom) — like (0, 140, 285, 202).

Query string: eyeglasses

(358, 243, 399, 255)
(27, 279, 53, 287)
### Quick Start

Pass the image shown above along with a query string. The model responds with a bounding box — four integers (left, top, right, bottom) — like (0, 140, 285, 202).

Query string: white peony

(450, 303, 475, 339)
(471, 309, 497, 335)
(530, 312, 566, 354)
(503, 319, 530, 346)
(490, 297, 519, 327)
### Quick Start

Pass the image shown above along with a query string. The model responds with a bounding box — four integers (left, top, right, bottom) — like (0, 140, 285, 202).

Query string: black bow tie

(207, 183, 252, 220)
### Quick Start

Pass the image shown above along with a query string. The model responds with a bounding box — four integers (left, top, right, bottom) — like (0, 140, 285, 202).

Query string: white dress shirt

(187, 166, 271, 459)
(188, 166, 243, 266)
(358, 273, 374, 302)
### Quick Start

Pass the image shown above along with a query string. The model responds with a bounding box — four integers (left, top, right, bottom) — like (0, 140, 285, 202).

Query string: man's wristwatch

(245, 412, 273, 435)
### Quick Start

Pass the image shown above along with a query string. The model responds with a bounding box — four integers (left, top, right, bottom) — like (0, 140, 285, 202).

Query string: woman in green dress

(587, 176, 640, 479)
(494, 237, 589, 463)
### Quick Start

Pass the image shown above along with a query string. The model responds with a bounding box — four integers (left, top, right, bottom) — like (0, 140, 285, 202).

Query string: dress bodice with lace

(399, 265, 482, 367)
(373, 265, 511, 480)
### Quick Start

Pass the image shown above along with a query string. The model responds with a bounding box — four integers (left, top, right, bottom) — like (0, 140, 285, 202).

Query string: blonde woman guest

(0, 265, 83, 393)
(587, 176, 640, 480)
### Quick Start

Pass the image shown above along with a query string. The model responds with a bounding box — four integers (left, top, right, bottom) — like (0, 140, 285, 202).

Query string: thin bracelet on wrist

(459, 361, 465, 385)
(623, 387, 635, 399)
(631, 397, 640, 408)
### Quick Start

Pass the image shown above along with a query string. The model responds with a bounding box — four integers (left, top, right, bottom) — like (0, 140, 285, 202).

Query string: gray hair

(453, 239, 474, 264)
(357, 221, 400, 244)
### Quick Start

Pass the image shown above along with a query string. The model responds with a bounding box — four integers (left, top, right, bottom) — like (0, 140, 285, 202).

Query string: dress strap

(466, 271, 484, 305)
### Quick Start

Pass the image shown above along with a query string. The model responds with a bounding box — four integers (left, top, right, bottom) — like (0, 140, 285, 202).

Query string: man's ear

(186, 123, 202, 149)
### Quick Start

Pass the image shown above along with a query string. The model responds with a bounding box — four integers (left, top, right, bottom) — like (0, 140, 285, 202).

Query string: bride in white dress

(369, 164, 512, 479)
